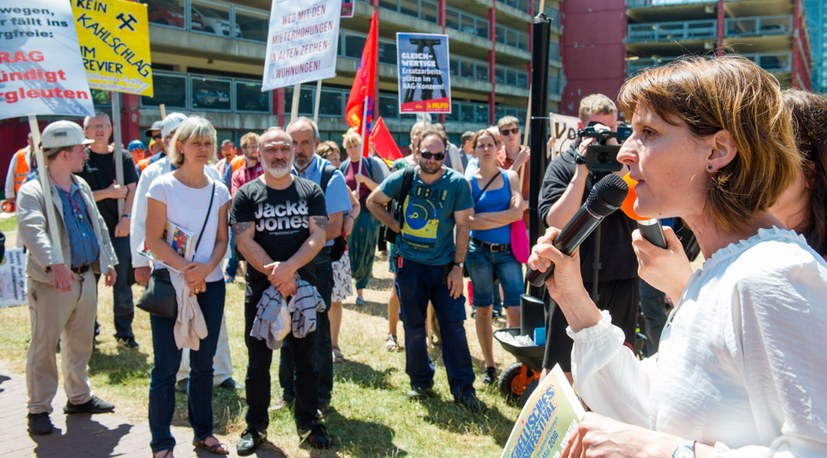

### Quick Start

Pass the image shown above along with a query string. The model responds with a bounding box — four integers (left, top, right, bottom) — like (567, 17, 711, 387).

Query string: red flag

(370, 117, 402, 162)
(345, 11, 378, 133)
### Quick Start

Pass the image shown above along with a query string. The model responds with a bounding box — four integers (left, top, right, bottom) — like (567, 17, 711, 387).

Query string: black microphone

(527, 174, 629, 287)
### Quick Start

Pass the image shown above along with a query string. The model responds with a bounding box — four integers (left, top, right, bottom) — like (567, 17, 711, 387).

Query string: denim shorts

(465, 240, 523, 308)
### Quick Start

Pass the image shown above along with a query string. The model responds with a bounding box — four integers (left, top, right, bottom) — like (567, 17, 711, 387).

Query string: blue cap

(127, 140, 146, 151)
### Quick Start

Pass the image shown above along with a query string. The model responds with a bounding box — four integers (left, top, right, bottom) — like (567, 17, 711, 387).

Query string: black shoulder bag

(136, 181, 216, 320)
(383, 167, 415, 244)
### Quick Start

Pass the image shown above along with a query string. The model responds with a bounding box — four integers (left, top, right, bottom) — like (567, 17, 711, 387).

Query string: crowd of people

(6, 55, 827, 457)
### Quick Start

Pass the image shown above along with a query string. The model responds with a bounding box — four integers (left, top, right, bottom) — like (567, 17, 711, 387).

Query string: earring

(707, 164, 713, 171)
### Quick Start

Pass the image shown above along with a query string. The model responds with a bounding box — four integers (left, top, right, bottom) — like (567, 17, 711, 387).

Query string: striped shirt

(56, 181, 99, 268)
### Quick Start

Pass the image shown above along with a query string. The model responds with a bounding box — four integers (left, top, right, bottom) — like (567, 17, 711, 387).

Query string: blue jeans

(148, 280, 225, 453)
(280, 250, 333, 404)
(466, 241, 523, 309)
(396, 258, 476, 399)
(225, 228, 239, 278)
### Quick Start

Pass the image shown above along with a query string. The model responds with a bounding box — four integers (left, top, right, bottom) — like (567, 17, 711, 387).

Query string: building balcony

(627, 19, 717, 43)
(726, 15, 792, 37)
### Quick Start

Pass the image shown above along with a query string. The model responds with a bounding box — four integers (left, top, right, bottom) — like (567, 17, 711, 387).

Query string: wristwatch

(122, 213, 131, 219)
(672, 440, 696, 458)
(452, 261, 464, 270)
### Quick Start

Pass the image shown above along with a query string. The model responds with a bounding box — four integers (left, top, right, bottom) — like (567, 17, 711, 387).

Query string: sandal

(332, 346, 344, 363)
(153, 450, 174, 458)
(385, 334, 400, 352)
(192, 435, 229, 455)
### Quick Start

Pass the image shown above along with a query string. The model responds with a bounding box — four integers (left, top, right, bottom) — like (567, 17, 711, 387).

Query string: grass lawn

(0, 214, 17, 234)
(0, 251, 524, 457)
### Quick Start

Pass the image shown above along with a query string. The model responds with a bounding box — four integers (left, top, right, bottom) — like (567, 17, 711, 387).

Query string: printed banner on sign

(549, 112, 580, 160)
(397, 33, 451, 114)
(262, 0, 342, 91)
(0, 249, 27, 308)
(71, 0, 153, 96)
(0, 1, 95, 120)
(341, 1, 354, 18)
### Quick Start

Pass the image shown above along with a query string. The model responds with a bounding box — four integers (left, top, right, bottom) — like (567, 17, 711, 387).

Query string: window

(236, 81, 269, 112)
(192, 77, 231, 110)
(142, 72, 187, 108)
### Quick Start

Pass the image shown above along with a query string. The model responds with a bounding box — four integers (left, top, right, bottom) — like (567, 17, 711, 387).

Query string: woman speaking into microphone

(529, 56, 827, 457)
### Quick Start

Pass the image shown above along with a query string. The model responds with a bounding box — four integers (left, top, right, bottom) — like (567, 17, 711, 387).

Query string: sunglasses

(419, 150, 446, 161)
(500, 127, 520, 136)
(153, 134, 162, 140)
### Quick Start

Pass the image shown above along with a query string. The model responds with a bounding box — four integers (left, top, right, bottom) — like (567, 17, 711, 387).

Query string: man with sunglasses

(366, 127, 485, 412)
(137, 120, 165, 176)
(536, 93, 639, 383)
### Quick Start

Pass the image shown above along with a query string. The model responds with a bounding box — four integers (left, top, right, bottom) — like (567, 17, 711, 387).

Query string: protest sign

(341, 1, 354, 18)
(0, 1, 95, 120)
(501, 364, 585, 457)
(549, 112, 580, 159)
(71, 0, 153, 96)
(262, 0, 342, 91)
(0, 248, 27, 308)
(397, 33, 451, 114)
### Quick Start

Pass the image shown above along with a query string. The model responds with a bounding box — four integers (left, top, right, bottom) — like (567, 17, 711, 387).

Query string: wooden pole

(355, 98, 369, 194)
(312, 80, 322, 123)
(28, 115, 63, 264)
(111, 92, 125, 216)
(159, 103, 167, 119)
(290, 83, 301, 123)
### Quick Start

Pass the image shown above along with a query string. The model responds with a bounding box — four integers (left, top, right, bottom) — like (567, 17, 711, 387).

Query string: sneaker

(27, 412, 53, 435)
(236, 428, 265, 456)
(217, 377, 237, 389)
(406, 386, 437, 400)
(385, 334, 401, 352)
(116, 337, 139, 349)
(355, 296, 366, 306)
(332, 347, 344, 363)
(455, 391, 487, 412)
(64, 395, 115, 414)
(176, 378, 188, 393)
(299, 424, 331, 449)
(482, 367, 497, 385)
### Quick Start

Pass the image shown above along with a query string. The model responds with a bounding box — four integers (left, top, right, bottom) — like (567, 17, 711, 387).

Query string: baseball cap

(128, 140, 146, 151)
(144, 120, 163, 137)
(41, 121, 93, 154)
(161, 113, 188, 139)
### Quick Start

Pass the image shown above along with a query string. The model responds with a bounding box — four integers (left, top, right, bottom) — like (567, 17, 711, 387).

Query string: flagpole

(312, 80, 322, 123)
(290, 83, 301, 123)
(355, 97, 369, 194)
(28, 115, 63, 265)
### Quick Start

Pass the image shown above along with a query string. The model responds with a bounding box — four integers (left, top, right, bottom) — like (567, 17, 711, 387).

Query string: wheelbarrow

(493, 293, 546, 406)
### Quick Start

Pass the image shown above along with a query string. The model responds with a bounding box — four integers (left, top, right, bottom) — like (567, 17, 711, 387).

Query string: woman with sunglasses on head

(144, 116, 232, 457)
(529, 56, 827, 457)
(465, 129, 527, 385)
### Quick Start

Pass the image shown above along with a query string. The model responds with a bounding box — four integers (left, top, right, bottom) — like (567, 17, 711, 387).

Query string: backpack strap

(397, 167, 415, 228)
(320, 164, 337, 193)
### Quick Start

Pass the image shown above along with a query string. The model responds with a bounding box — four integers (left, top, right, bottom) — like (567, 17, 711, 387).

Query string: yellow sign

(71, 0, 153, 96)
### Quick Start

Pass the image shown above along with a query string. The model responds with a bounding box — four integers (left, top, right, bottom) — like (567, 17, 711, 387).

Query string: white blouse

(569, 227, 827, 457)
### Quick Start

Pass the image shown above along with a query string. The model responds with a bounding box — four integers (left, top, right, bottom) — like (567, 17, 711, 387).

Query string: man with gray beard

(232, 127, 332, 453)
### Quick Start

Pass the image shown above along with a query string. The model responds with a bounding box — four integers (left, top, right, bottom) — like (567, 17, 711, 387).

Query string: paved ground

(0, 361, 285, 457)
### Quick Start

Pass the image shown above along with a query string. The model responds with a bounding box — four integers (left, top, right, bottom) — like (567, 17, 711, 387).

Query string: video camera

(578, 122, 631, 173)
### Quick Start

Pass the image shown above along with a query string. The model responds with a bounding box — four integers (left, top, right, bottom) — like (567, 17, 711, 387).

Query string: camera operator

(537, 94, 638, 382)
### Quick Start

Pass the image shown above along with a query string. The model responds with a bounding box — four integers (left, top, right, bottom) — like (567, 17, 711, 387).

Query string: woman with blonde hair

(530, 56, 827, 456)
(145, 116, 232, 457)
(340, 128, 389, 306)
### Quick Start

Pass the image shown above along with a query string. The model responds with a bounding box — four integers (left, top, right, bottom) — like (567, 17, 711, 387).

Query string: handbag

(510, 219, 530, 263)
(136, 182, 216, 319)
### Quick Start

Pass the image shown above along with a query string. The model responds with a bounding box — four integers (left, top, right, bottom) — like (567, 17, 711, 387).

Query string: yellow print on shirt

(400, 187, 447, 242)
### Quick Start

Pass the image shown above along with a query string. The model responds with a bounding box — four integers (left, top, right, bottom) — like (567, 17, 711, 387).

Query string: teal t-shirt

(380, 166, 473, 266)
